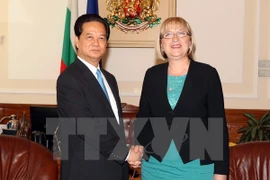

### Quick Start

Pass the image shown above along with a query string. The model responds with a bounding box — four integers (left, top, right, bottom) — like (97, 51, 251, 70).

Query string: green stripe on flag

(61, 6, 76, 72)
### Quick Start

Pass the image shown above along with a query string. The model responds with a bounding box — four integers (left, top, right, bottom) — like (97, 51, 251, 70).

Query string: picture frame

(98, 0, 176, 48)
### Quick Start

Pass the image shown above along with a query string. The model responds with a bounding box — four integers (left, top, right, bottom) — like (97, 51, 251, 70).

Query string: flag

(86, 0, 102, 68)
(87, 0, 99, 14)
(60, 0, 78, 73)
(60, 0, 100, 72)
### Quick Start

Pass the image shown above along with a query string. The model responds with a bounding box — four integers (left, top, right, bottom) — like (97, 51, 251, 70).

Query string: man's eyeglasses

(161, 31, 190, 39)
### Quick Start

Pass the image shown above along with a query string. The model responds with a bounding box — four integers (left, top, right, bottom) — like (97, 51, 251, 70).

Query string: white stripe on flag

(68, 0, 78, 51)
(78, 0, 88, 16)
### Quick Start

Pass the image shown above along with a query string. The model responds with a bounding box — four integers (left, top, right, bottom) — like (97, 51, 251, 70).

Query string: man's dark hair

(74, 14, 110, 40)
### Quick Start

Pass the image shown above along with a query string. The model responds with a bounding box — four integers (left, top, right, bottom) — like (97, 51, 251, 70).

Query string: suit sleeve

(57, 73, 128, 164)
(57, 73, 93, 117)
(104, 74, 130, 163)
(207, 68, 229, 175)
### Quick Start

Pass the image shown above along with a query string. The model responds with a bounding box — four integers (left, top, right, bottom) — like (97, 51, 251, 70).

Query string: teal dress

(141, 74, 214, 180)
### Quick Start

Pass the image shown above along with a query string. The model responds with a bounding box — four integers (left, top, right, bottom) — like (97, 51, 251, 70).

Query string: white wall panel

(8, 0, 66, 80)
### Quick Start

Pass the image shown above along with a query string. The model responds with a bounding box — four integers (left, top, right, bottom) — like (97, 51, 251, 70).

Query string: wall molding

(120, 92, 140, 97)
(0, 88, 260, 99)
(0, 89, 55, 95)
(0, 89, 140, 97)
(224, 93, 258, 99)
(224, 0, 260, 99)
(268, 79, 270, 99)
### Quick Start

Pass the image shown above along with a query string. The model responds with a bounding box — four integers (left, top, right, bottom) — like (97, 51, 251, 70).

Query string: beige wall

(0, 0, 269, 109)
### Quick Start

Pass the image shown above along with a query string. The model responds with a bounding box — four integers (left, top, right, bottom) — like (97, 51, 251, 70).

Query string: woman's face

(161, 26, 191, 61)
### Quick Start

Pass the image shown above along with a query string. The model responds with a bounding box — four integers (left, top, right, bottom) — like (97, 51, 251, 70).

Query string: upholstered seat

(229, 141, 270, 180)
(0, 135, 58, 180)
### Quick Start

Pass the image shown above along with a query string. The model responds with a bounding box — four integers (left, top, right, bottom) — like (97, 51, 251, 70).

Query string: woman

(136, 17, 229, 180)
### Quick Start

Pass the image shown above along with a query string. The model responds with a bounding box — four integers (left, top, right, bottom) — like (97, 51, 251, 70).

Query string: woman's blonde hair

(156, 17, 196, 61)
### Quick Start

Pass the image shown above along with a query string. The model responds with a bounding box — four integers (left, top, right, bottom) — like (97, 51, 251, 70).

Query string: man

(57, 14, 143, 180)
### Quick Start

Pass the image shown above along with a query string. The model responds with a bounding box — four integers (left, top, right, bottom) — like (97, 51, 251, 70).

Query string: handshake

(127, 145, 144, 168)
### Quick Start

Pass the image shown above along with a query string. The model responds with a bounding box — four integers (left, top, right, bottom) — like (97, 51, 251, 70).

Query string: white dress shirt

(78, 56, 120, 124)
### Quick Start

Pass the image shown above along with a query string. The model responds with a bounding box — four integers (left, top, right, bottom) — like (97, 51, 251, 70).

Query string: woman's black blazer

(136, 59, 229, 175)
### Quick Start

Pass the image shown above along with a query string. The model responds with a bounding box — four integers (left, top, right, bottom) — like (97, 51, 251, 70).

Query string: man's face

(75, 21, 107, 67)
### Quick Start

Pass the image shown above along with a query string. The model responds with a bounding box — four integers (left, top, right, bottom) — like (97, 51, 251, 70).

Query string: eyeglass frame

(160, 31, 191, 39)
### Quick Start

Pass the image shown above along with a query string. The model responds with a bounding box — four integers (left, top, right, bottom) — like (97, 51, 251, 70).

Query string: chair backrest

(0, 135, 58, 180)
(121, 103, 139, 146)
(229, 141, 270, 180)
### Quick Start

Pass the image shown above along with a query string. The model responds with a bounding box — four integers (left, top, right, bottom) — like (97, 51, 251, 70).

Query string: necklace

(168, 75, 186, 91)
(168, 61, 190, 91)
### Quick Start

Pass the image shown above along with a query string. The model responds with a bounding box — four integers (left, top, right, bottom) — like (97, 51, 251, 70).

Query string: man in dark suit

(57, 14, 143, 180)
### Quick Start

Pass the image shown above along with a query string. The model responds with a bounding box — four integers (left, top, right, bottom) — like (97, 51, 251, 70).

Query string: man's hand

(127, 145, 144, 168)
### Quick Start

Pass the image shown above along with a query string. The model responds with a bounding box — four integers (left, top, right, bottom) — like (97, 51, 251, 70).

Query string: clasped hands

(127, 145, 144, 168)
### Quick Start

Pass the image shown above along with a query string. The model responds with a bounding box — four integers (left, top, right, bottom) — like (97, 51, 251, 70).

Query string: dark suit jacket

(136, 59, 229, 175)
(57, 59, 129, 180)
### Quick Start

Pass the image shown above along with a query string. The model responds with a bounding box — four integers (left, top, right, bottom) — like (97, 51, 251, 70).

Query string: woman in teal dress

(136, 17, 229, 180)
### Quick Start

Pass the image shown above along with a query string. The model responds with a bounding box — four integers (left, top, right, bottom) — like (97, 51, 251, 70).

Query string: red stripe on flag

(60, 59, 67, 73)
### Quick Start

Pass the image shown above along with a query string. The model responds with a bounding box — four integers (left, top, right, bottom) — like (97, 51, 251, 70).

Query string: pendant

(169, 87, 172, 91)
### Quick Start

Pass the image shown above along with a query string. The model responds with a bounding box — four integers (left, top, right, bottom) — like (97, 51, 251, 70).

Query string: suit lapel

(101, 70, 126, 140)
(161, 63, 174, 111)
(74, 60, 113, 115)
(73, 60, 126, 141)
(101, 69, 119, 109)
(102, 70, 124, 127)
